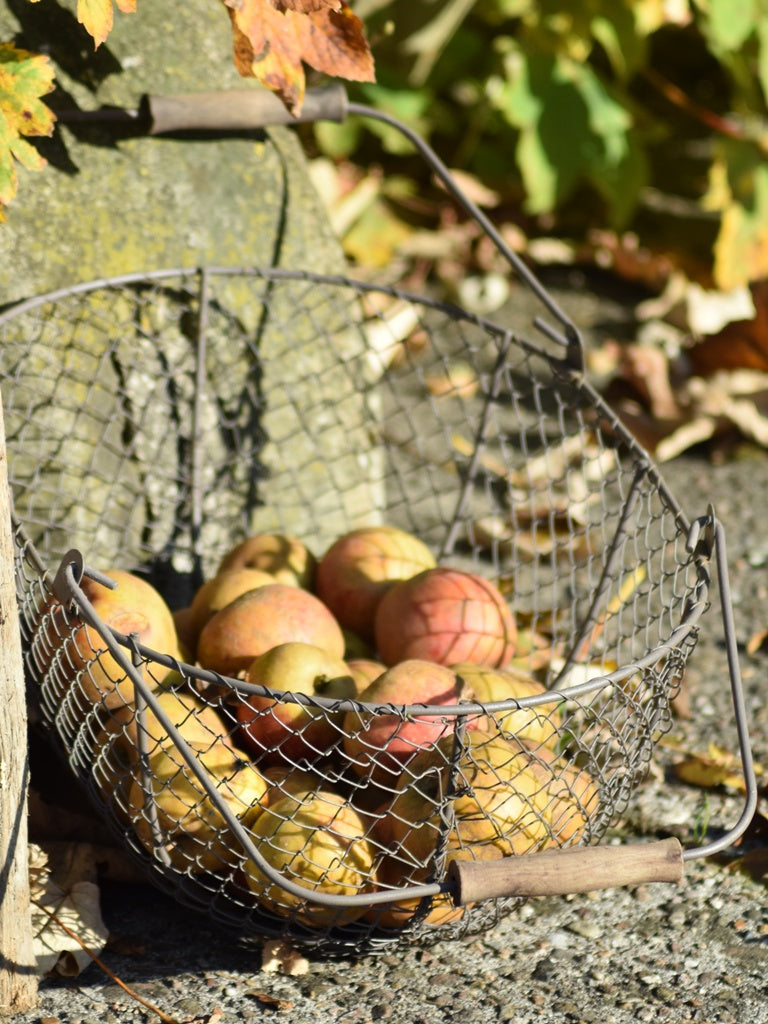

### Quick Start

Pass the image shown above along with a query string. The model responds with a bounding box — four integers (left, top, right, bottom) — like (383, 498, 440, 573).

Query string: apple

(383, 730, 550, 862)
(240, 788, 376, 927)
(315, 526, 436, 642)
(341, 659, 469, 786)
(525, 747, 600, 845)
(235, 641, 358, 763)
(50, 568, 182, 709)
(374, 567, 517, 668)
(196, 583, 345, 677)
(217, 532, 317, 588)
(450, 661, 562, 750)
(94, 688, 241, 822)
(128, 759, 269, 874)
(364, 843, 504, 930)
(347, 658, 387, 693)
(186, 567, 275, 646)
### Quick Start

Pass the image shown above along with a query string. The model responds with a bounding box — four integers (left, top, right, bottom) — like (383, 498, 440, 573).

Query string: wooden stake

(0, 389, 38, 1014)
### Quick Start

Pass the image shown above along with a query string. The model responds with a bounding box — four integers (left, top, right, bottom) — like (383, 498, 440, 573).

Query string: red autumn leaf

(224, 0, 375, 115)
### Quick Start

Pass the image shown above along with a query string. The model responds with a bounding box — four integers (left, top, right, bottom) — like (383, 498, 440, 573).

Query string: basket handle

(448, 837, 685, 905)
(145, 85, 349, 134)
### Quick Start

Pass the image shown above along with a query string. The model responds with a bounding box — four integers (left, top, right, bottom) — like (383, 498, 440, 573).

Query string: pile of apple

(41, 525, 599, 931)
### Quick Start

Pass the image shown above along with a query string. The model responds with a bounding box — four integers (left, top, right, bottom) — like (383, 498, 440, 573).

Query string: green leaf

(699, 0, 757, 52)
(498, 47, 634, 218)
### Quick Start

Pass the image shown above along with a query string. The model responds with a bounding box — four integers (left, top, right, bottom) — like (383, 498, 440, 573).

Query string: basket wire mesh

(0, 104, 757, 956)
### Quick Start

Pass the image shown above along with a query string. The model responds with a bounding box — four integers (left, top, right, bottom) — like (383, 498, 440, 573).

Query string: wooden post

(0, 388, 38, 1014)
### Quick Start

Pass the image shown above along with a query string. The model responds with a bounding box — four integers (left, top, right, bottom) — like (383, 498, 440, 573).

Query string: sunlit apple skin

(37, 568, 183, 710)
(235, 641, 358, 763)
(315, 526, 436, 642)
(525, 746, 600, 845)
(240, 789, 376, 927)
(341, 659, 468, 786)
(216, 533, 317, 589)
(187, 567, 275, 646)
(364, 844, 504, 930)
(128, 759, 268, 874)
(383, 730, 551, 861)
(450, 661, 562, 750)
(196, 583, 345, 677)
(374, 567, 517, 668)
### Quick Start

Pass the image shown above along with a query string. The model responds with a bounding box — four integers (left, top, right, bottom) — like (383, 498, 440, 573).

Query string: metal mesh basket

(0, 99, 756, 956)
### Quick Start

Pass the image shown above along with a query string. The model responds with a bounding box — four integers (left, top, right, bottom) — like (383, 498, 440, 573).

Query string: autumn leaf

(223, 0, 374, 115)
(0, 42, 55, 221)
(76, 0, 137, 48)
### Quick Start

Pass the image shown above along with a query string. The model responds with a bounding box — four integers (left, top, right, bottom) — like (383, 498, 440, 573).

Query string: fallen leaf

(29, 844, 109, 977)
(260, 938, 310, 975)
(747, 626, 768, 655)
(673, 743, 751, 792)
(424, 359, 479, 399)
(735, 845, 768, 882)
(75, 0, 137, 49)
(245, 991, 295, 1010)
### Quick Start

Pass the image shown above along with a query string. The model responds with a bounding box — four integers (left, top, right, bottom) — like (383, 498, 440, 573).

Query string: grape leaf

(499, 47, 635, 221)
(224, 0, 374, 115)
(0, 42, 55, 221)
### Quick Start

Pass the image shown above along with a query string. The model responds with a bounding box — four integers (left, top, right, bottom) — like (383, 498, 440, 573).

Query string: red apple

(315, 526, 436, 642)
(374, 567, 516, 668)
(187, 567, 275, 645)
(196, 583, 345, 677)
(342, 659, 469, 786)
(235, 641, 358, 763)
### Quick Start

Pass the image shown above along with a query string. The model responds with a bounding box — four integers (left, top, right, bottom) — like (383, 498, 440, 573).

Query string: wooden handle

(448, 838, 685, 905)
(146, 84, 348, 135)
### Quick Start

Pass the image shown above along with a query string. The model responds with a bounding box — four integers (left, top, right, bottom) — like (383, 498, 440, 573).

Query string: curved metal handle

(448, 838, 685, 904)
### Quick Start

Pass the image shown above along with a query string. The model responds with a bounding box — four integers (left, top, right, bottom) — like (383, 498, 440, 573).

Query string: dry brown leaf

(424, 360, 479, 399)
(245, 991, 295, 1011)
(747, 626, 768, 655)
(619, 344, 682, 421)
(269, 0, 341, 11)
(225, 0, 374, 115)
(29, 843, 109, 977)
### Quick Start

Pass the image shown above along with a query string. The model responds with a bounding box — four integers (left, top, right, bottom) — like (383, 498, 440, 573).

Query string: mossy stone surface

(0, 4, 384, 593)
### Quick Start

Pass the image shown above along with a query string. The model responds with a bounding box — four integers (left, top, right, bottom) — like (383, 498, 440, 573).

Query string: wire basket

(0, 96, 756, 956)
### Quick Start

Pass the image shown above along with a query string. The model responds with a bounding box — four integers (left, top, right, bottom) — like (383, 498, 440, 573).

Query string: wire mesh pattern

(1, 267, 709, 954)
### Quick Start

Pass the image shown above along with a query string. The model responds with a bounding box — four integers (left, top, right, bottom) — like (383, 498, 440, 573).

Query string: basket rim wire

(2, 98, 759, 946)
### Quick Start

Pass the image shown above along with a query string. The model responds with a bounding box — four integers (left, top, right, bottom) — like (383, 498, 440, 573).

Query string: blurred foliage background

(304, 0, 768, 296)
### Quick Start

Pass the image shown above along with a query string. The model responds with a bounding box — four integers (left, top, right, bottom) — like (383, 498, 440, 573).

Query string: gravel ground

(12, 266, 768, 1024)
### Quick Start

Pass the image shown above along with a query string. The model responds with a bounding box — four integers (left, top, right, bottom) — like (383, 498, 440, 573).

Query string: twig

(30, 895, 179, 1024)
(642, 67, 755, 144)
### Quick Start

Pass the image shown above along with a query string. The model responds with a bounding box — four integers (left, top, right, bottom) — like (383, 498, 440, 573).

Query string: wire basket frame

(1, 258, 747, 955)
